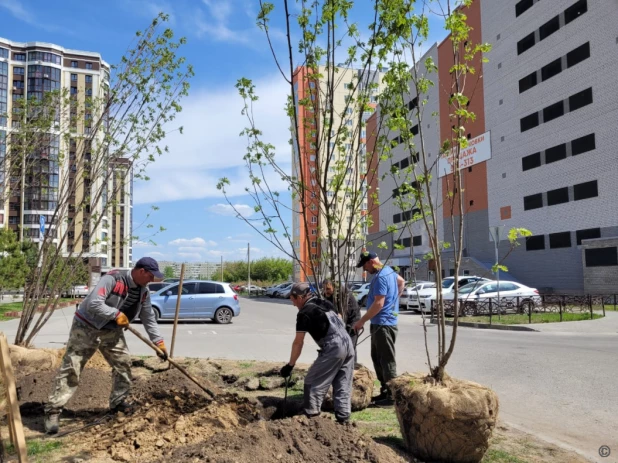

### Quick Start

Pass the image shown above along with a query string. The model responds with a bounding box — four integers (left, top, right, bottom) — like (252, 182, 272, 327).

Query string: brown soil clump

(159, 414, 407, 463)
(390, 372, 499, 463)
(323, 364, 375, 412)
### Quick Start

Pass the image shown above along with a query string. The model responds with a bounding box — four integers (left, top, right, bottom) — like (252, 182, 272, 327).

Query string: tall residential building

(0, 38, 133, 277)
(158, 261, 222, 280)
(365, 0, 618, 294)
(291, 65, 382, 282)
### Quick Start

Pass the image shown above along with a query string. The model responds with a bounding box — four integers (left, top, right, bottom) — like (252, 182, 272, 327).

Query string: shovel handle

(125, 325, 217, 400)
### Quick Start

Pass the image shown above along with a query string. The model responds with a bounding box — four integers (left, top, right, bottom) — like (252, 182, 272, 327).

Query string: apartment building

(291, 65, 381, 282)
(365, 0, 618, 293)
(0, 38, 133, 276)
(158, 261, 222, 280)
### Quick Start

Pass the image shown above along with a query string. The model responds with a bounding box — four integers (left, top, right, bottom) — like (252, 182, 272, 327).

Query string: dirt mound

(17, 367, 113, 414)
(390, 373, 499, 463)
(10, 345, 59, 377)
(323, 364, 375, 412)
(159, 414, 407, 463)
(131, 367, 222, 401)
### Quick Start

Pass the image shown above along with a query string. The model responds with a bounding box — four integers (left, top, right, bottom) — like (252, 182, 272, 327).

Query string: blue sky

(0, 0, 448, 264)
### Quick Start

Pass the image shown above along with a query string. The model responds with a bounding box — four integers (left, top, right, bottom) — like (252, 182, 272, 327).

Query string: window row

(515, 0, 536, 17)
(392, 182, 418, 198)
(28, 52, 62, 65)
(517, 0, 587, 55)
(523, 180, 598, 211)
(519, 42, 590, 93)
(391, 153, 419, 171)
(525, 227, 601, 251)
(520, 87, 592, 132)
(393, 208, 420, 223)
(395, 235, 423, 248)
(522, 133, 595, 171)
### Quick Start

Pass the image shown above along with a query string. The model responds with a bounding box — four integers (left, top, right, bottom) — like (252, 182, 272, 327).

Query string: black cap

(356, 251, 377, 268)
(135, 257, 164, 279)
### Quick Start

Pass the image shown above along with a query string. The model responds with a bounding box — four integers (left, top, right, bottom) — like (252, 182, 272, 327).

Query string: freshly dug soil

(390, 373, 499, 463)
(158, 414, 408, 463)
(17, 367, 113, 414)
(323, 365, 375, 412)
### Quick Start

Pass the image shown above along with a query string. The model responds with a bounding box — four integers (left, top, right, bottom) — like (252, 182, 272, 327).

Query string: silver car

(149, 280, 241, 324)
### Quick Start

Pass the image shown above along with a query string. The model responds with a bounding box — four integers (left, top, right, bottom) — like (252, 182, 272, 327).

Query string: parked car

(443, 280, 541, 316)
(244, 284, 265, 294)
(353, 283, 371, 306)
(265, 283, 292, 298)
(407, 276, 490, 313)
(63, 284, 89, 298)
(164, 278, 180, 283)
(147, 282, 171, 294)
(399, 281, 435, 309)
(148, 280, 241, 324)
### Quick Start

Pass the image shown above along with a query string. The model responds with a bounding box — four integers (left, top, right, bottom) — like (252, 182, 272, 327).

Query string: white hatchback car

(407, 276, 489, 313)
(443, 280, 541, 315)
(399, 281, 435, 309)
(353, 283, 371, 306)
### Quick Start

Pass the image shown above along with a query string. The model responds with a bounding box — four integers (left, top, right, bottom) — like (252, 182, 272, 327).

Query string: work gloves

(155, 340, 168, 361)
(116, 312, 130, 327)
(279, 363, 294, 378)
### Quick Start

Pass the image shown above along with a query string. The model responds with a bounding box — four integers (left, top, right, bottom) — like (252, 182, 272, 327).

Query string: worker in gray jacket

(280, 282, 355, 424)
(44, 257, 167, 434)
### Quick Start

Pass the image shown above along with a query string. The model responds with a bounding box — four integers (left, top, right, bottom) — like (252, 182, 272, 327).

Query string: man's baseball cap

(356, 251, 377, 268)
(135, 257, 164, 279)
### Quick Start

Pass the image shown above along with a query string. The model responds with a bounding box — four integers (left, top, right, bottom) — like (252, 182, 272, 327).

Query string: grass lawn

(460, 312, 603, 325)
(0, 297, 78, 320)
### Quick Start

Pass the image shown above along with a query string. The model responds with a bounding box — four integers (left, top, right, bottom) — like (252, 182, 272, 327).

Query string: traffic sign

(39, 215, 45, 236)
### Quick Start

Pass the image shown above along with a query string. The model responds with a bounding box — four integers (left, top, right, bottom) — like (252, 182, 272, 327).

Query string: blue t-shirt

(367, 265, 399, 326)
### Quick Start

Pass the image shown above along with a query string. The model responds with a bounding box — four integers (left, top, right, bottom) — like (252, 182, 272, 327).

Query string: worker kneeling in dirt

(44, 257, 168, 434)
(280, 282, 355, 424)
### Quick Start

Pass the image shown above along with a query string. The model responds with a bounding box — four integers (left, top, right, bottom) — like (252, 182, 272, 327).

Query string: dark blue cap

(135, 257, 164, 279)
(356, 251, 378, 268)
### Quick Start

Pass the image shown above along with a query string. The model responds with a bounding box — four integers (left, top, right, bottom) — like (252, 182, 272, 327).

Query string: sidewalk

(517, 310, 618, 334)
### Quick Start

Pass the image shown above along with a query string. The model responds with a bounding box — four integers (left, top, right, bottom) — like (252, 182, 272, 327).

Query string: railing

(433, 295, 617, 323)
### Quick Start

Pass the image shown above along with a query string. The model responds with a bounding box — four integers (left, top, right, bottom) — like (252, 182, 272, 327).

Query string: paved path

(1, 298, 616, 462)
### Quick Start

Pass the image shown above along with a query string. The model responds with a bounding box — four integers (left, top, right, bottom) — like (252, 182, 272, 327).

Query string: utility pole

(247, 242, 251, 297)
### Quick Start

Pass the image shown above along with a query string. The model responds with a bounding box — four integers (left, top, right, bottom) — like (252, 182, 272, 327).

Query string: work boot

(372, 391, 388, 403)
(111, 401, 134, 414)
(374, 395, 395, 407)
(44, 413, 60, 434)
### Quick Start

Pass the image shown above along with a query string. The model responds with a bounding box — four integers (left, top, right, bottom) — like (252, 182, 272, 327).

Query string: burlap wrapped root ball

(390, 373, 499, 463)
(322, 365, 375, 412)
(9, 345, 60, 377)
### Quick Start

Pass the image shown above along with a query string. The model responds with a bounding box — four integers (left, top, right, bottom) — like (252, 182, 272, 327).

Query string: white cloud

(147, 251, 166, 258)
(132, 240, 153, 248)
(208, 203, 255, 218)
(169, 237, 208, 247)
(133, 74, 291, 205)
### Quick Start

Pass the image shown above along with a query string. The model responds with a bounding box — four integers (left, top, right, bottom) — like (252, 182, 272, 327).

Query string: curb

(4, 299, 84, 318)
(430, 319, 539, 332)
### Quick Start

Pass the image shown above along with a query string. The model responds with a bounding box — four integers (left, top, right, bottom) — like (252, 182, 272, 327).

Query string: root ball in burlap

(390, 373, 499, 463)
(322, 365, 375, 412)
(10, 345, 59, 377)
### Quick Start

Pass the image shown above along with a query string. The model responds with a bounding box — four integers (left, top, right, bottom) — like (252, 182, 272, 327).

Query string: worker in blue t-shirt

(353, 252, 405, 406)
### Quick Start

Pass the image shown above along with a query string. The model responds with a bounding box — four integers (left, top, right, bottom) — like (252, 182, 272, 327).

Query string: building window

(410, 125, 419, 136)
(311, 241, 317, 248)
(539, 15, 560, 41)
(71, 73, 77, 81)
(14, 54, 26, 61)
(585, 247, 618, 267)
(393, 213, 401, 223)
(569, 87, 593, 112)
(573, 180, 598, 201)
(413, 235, 422, 246)
(545, 144, 567, 164)
(541, 58, 562, 82)
(519, 72, 537, 93)
(311, 229, 317, 235)
(571, 133, 595, 156)
(567, 42, 590, 68)
(565, 0, 587, 25)
(524, 193, 543, 210)
(543, 101, 564, 123)
(517, 32, 536, 55)
(86, 62, 93, 70)
(547, 187, 569, 206)
(13, 67, 24, 75)
(71, 61, 78, 68)
(576, 228, 601, 245)
(526, 235, 545, 251)
(549, 232, 572, 249)
(515, 0, 534, 17)
(70, 86, 78, 95)
(520, 112, 539, 132)
(311, 216, 317, 224)
(408, 97, 418, 111)
(0, 47, 8, 59)
(522, 152, 541, 171)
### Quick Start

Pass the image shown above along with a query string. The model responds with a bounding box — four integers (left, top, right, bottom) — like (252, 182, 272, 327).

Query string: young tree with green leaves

(0, 227, 29, 295)
(163, 266, 175, 279)
(4, 13, 193, 346)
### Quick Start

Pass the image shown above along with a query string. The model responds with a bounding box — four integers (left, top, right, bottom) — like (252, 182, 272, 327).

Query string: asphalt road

(2, 297, 616, 462)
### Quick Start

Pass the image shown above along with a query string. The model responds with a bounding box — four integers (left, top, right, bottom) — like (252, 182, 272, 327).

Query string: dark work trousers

(304, 311, 355, 422)
(370, 324, 398, 396)
(347, 329, 358, 365)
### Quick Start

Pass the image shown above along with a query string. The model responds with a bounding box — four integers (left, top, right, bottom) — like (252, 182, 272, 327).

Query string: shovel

(125, 325, 217, 400)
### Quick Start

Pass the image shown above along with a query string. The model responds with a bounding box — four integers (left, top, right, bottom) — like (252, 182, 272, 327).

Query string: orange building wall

(438, 0, 488, 218)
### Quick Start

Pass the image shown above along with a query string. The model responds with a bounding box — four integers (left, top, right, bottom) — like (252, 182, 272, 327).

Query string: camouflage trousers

(45, 317, 132, 415)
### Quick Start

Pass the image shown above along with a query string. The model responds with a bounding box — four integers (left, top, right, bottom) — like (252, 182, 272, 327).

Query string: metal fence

(434, 295, 617, 323)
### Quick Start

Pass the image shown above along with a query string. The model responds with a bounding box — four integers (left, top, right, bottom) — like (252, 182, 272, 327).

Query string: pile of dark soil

(157, 414, 408, 463)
